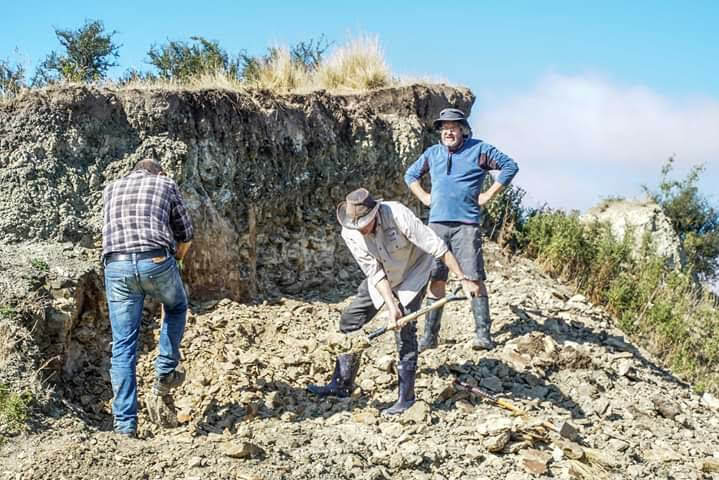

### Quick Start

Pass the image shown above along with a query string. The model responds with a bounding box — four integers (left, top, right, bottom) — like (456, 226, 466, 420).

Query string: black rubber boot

(471, 296, 495, 350)
(418, 298, 443, 352)
(307, 353, 361, 398)
(382, 361, 416, 415)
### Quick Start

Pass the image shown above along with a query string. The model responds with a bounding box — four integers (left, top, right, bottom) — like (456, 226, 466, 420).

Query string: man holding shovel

(405, 107, 519, 351)
(308, 188, 478, 415)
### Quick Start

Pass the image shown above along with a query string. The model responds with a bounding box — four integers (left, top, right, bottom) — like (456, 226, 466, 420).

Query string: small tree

(147, 36, 242, 81)
(33, 19, 120, 84)
(0, 57, 26, 98)
(644, 157, 719, 280)
(290, 35, 332, 71)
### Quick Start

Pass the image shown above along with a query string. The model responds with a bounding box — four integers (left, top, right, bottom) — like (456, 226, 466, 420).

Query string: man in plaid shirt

(102, 158, 193, 437)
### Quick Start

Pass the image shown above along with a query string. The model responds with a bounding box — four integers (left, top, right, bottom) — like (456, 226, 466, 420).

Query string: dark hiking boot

(152, 367, 186, 397)
(382, 361, 417, 416)
(307, 353, 361, 398)
(418, 298, 443, 353)
(471, 296, 495, 350)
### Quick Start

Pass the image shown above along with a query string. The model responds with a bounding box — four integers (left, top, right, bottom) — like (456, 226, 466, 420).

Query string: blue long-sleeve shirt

(404, 138, 518, 224)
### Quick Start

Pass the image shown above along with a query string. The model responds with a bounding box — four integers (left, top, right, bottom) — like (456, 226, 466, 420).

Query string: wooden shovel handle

(367, 288, 466, 341)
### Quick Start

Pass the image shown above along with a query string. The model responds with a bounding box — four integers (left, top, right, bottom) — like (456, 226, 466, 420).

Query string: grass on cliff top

(121, 34, 401, 94)
(2, 34, 452, 102)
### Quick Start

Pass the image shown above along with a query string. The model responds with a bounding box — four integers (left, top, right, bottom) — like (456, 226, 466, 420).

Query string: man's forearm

(408, 181, 431, 207)
(175, 241, 192, 260)
(374, 277, 396, 308)
(478, 182, 505, 206)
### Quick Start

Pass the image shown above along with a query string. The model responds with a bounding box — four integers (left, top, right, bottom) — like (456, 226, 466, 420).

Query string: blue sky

(2, 0, 718, 210)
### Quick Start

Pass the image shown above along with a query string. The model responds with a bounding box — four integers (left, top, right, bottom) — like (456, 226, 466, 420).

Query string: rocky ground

(2, 242, 719, 480)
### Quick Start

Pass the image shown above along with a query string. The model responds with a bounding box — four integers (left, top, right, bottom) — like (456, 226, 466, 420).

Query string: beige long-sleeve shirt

(341, 201, 448, 309)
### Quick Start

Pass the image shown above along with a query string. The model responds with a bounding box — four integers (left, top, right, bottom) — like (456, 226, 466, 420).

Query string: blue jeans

(104, 255, 188, 434)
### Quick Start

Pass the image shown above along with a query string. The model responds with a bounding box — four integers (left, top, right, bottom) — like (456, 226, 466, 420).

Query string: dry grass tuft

(315, 34, 394, 91)
(245, 47, 310, 92)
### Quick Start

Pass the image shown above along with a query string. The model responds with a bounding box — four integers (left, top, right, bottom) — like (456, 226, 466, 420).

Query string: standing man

(102, 159, 193, 437)
(307, 188, 478, 415)
(405, 108, 518, 351)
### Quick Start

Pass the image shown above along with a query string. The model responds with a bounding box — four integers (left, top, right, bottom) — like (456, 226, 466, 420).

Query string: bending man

(308, 188, 478, 415)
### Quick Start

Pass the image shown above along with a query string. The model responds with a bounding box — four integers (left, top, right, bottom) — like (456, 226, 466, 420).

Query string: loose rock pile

(2, 242, 719, 480)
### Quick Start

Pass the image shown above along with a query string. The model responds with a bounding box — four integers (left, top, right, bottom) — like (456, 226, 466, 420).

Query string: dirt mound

(3, 243, 719, 480)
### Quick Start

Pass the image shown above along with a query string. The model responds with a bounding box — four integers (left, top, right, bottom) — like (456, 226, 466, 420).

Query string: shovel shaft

(453, 379, 528, 416)
(366, 288, 466, 341)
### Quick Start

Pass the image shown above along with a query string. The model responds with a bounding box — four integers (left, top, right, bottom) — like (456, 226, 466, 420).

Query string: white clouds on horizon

(473, 73, 719, 210)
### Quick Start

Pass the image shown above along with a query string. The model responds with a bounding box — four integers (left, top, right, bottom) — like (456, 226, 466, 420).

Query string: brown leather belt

(104, 249, 168, 264)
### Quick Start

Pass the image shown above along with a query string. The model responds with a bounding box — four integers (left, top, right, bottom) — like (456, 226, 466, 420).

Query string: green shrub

(522, 209, 719, 392)
(33, 19, 120, 85)
(0, 305, 16, 320)
(644, 157, 719, 281)
(30, 258, 48, 272)
(0, 383, 31, 434)
(147, 36, 242, 82)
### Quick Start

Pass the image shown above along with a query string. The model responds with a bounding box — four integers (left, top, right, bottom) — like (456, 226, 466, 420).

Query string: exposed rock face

(581, 198, 686, 269)
(0, 84, 473, 302)
(0, 84, 471, 382)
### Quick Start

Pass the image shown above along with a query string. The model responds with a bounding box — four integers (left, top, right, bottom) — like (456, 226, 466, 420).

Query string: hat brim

(336, 201, 382, 230)
(433, 118, 470, 131)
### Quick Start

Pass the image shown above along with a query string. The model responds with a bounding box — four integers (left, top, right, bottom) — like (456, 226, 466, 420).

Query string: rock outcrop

(0, 84, 472, 301)
(0, 84, 471, 384)
(581, 197, 687, 269)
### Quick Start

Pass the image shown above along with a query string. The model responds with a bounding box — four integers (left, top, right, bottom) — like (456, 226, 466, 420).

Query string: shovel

(366, 287, 467, 341)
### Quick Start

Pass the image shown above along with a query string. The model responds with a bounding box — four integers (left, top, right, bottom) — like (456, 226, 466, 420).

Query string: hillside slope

(2, 242, 719, 480)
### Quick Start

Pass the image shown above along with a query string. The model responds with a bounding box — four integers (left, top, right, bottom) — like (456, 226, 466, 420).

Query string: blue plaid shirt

(102, 170, 193, 256)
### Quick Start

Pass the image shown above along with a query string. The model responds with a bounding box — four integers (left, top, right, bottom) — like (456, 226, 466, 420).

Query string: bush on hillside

(521, 209, 719, 392)
(33, 19, 120, 85)
(0, 383, 31, 439)
(147, 36, 243, 82)
(480, 175, 526, 249)
(644, 157, 719, 281)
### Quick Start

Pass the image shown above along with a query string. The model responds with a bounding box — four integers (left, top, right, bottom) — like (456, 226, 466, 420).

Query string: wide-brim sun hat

(432, 107, 470, 131)
(336, 188, 382, 230)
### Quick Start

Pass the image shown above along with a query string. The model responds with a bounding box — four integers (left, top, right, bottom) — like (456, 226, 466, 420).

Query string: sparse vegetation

(315, 34, 392, 91)
(30, 258, 49, 272)
(0, 56, 26, 100)
(518, 208, 719, 392)
(2, 27, 405, 97)
(0, 383, 31, 437)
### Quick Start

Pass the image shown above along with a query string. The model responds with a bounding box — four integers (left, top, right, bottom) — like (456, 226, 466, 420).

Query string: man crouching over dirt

(102, 159, 193, 437)
(308, 188, 478, 415)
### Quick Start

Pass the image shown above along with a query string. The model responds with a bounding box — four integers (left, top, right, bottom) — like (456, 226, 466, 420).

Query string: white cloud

(473, 73, 719, 210)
